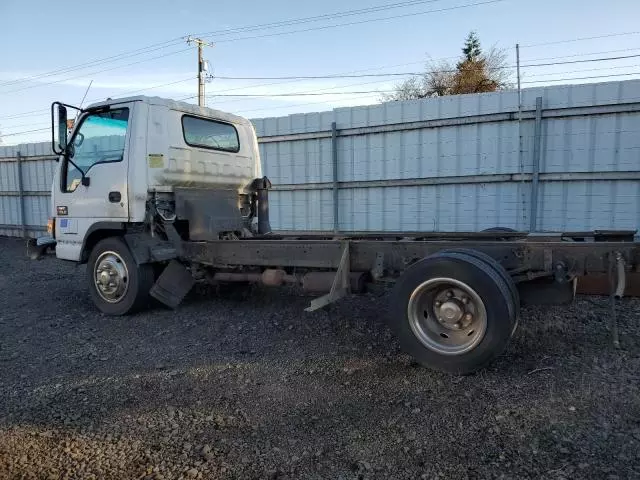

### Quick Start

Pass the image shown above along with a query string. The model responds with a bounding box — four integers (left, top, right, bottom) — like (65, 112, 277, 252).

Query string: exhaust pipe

(208, 269, 368, 293)
(210, 269, 295, 286)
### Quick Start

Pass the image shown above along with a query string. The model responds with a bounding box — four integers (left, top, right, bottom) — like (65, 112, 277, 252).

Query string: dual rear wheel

(389, 250, 519, 374)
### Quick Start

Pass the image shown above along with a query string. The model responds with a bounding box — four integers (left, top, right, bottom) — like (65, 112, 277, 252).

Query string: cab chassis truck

(30, 96, 639, 374)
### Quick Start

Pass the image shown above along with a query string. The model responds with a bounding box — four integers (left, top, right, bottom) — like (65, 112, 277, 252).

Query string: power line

(206, 48, 640, 84)
(202, 55, 470, 103)
(3, 91, 388, 139)
(0, 77, 195, 122)
(7, 44, 639, 120)
(183, 77, 402, 104)
(7, 43, 640, 122)
(0, 47, 192, 95)
(194, 0, 448, 38)
(2, 121, 54, 131)
(213, 72, 423, 80)
(4, 49, 640, 111)
(96, 77, 195, 99)
(7, 71, 640, 138)
(207, 78, 403, 106)
(525, 63, 640, 79)
(202, 53, 640, 81)
(8, 47, 633, 97)
(0, 108, 51, 121)
(0, 58, 443, 120)
(0, 0, 498, 96)
(2, 77, 196, 129)
(207, 0, 507, 44)
(522, 72, 640, 84)
(205, 90, 394, 98)
(0, 38, 184, 89)
(525, 47, 640, 63)
(1, 127, 50, 138)
(521, 31, 640, 49)
(236, 94, 383, 116)
(523, 53, 640, 69)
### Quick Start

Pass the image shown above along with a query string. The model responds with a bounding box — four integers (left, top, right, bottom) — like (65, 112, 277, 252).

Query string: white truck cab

(48, 96, 264, 262)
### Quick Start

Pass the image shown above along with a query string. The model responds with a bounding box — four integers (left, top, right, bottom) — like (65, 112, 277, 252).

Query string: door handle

(108, 191, 121, 203)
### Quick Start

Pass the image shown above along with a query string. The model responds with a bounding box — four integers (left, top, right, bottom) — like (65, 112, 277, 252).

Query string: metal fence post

(529, 97, 543, 232)
(331, 121, 339, 233)
(516, 43, 526, 230)
(16, 151, 27, 237)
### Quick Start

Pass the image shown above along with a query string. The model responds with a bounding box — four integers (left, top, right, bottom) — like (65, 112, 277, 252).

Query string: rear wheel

(87, 237, 154, 315)
(439, 248, 520, 326)
(389, 251, 516, 374)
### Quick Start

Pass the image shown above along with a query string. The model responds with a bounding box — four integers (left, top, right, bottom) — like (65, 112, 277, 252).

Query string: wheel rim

(94, 251, 129, 303)
(407, 277, 487, 355)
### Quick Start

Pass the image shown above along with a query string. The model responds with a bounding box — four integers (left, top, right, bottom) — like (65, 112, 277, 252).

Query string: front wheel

(389, 251, 516, 374)
(87, 237, 154, 315)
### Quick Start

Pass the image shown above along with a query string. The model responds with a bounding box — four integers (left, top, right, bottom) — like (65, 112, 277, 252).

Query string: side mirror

(58, 105, 68, 151)
(51, 102, 68, 155)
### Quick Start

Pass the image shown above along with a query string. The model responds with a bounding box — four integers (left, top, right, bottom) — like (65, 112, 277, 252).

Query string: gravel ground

(0, 236, 639, 480)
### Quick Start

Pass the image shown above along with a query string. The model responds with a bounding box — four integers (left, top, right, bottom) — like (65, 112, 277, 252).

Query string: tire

(439, 248, 520, 318)
(388, 251, 515, 375)
(87, 237, 154, 315)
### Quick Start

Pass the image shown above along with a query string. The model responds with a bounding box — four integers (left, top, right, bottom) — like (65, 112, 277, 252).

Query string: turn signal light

(47, 218, 55, 237)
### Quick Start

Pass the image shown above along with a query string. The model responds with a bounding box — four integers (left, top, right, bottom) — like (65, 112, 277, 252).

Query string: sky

(1, 0, 639, 145)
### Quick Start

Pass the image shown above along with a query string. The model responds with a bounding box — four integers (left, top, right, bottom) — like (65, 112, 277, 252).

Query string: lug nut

(434, 301, 442, 308)
(461, 296, 469, 304)
(464, 313, 473, 321)
(446, 291, 453, 298)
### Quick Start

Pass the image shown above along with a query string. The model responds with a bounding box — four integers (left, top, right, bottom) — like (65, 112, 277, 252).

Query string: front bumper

(27, 236, 57, 260)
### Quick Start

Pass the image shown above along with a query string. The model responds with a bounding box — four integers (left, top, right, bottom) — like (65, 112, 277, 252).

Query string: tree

(382, 32, 512, 101)
(461, 31, 482, 62)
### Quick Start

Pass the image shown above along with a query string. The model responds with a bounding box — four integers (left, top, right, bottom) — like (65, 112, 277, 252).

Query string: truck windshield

(64, 108, 129, 192)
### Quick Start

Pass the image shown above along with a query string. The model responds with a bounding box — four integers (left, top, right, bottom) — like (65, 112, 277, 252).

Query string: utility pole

(186, 36, 213, 107)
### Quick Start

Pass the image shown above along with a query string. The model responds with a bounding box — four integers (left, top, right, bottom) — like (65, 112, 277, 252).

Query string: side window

(63, 108, 129, 192)
(182, 115, 240, 152)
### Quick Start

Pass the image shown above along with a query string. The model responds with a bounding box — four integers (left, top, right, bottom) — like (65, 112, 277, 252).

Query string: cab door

(54, 103, 135, 261)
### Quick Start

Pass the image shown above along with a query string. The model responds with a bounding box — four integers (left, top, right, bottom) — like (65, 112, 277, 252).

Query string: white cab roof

(85, 95, 251, 126)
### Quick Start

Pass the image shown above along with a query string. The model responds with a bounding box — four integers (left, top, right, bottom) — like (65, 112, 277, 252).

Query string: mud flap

(150, 260, 195, 309)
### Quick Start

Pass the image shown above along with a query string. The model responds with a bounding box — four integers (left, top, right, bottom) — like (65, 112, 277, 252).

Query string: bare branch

(380, 77, 427, 101)
(382, 33, 514, 101)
